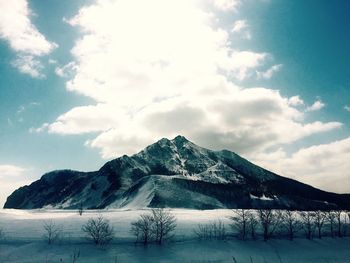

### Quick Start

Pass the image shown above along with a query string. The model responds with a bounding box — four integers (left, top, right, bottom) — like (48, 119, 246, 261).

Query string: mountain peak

(172, 135, 189, 142)
(152, 135, 191, 149)
(171, 135, 191, 148)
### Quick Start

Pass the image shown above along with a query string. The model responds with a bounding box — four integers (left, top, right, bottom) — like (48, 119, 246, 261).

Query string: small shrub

(194, 223, 212, 240)
(78, 202, 84, 216)
(82, 215, 114, 245)
(194, 220, 226, 240)
(70, 248, 80, 263)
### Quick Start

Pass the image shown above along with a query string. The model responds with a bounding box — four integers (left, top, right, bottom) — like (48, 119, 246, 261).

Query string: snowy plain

(0, 209, 349, 263)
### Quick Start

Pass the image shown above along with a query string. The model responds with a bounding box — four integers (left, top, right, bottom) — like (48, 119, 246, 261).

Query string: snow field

(0, 209, 350, 262)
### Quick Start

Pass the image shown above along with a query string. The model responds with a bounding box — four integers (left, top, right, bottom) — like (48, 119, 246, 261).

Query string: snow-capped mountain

(4, 136, 350, 210)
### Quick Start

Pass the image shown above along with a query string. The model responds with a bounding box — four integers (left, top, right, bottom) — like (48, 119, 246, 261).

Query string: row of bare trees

(40, 208, 177, 246)
(7, 208, 349, 247)
(40, 217, 114, 246)
(229, 209, 350, 241)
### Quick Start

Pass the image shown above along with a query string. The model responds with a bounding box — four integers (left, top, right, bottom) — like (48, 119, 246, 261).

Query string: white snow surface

(186, 162, 244, 184)
(250, 194, 275, 201)
(116, 177, 156, 209)
(0, 209, 350, 262)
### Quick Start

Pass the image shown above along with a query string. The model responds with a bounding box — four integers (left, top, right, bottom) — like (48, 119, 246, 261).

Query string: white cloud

(11, 55, 44, 78)
(306, 100, 325, 112)
(0, 164, 30, 208)
(228, 51, 267, 80)
(29, 123, 49, 133)
(36, 0, 342, 162)
(288, 95, 304, 106)
(55, 62, 77, 78)
(231, 19, 251, 39)
(0, 0, 56, 77)
(45, 87, 342, 158)
(344, 105, 350, 112)
(257, 64, 282, 79)
(46, 104, 124, 134)
(211, 0, 240, 11)
(252, 137, 350, 193)
(0, 165, 25, 178)
(231, 20, 247, 32)
(48, 59, 57, 64)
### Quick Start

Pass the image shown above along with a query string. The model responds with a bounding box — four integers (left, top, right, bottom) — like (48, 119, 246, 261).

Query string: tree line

(39, 208, 177, 246)
(227, 209, 350, 241)
(1, 208, 349, 247)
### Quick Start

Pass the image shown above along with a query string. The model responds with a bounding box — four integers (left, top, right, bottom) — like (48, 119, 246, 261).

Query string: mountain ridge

(4, 135, 350, 210)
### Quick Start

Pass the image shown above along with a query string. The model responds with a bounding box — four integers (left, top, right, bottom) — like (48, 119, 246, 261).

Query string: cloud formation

(252, 137, 350, 193)
(0, 164, 30, 207)
(0, 0, 56, 77)
(0, 165, 25, 177)
(211, 0, 240, 11)
(38, 0, 341, 170)
(231, 19, 251, 39)
(257, 64, 282, 79)
(288, 96, 304, 106)
(11, 55, 44, 78)
(306, 100, 325, 112)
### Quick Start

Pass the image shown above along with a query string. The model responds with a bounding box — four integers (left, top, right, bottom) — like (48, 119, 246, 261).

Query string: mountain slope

(4, 135, 350, 210)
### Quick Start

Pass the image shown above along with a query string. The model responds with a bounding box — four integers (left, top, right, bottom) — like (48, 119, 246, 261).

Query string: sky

(0, 0, 350, 207)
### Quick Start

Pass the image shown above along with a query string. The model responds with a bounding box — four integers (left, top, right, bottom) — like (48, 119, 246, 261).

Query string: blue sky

(0, 0, 349, 206)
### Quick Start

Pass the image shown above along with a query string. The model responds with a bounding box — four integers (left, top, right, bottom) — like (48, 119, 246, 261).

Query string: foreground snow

(2, 238, 350, 263)
(0, 209, 349, 262)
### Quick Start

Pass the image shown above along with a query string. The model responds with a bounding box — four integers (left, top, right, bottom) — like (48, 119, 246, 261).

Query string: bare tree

(326, 211, 336, 238)
(229, 209, 249, 240)
(130, 213, 154, 245)
(314, 211, 326, 239)
(334, 210, 343, 237)
(258, 209, 281, 241)
(343, 211, 349, 237)
(43, 220, 62, 245)
(82, 215, 114, 245)
(151, 208, 177, 245)
(248, 211, 258, 240)
(78, 201, 84, 216)
(347, 211, 350, 236)
(281, 210, 300, 241)
(300, 211, 315, 240)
